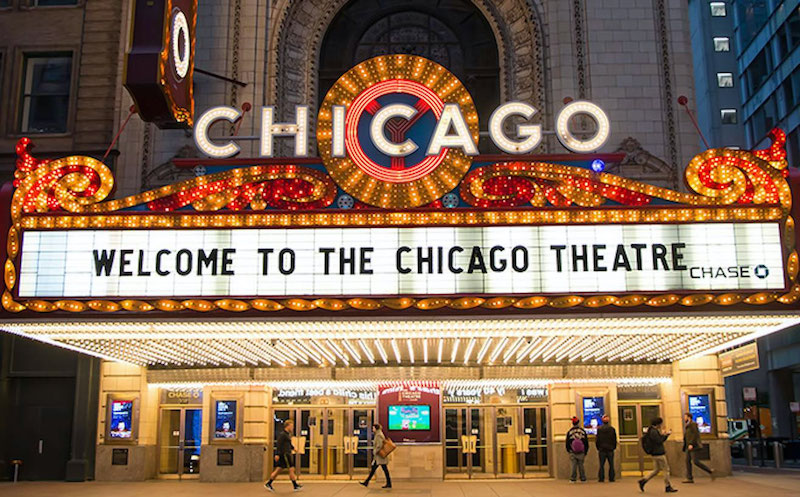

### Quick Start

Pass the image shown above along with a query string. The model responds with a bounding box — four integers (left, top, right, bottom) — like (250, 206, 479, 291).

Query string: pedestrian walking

(638, 417, 677, 493)
(360, 423, 392, 488)
(566, 416, 589, 482)
(682, 413, 715, 483)
(596, 415, 617, 482)
(265, 419, 303, 492)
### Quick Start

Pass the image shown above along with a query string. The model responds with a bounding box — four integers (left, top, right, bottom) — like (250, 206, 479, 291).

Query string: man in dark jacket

(265, 419, 303, 492)
(638, 417, 677, 493)
(566, 416, 589, 482)
(682, 413, 714, 483)
(596, 415, 617, 482)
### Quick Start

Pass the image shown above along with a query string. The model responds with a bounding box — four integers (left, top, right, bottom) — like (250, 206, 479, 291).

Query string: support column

(65, 356, 101, 481)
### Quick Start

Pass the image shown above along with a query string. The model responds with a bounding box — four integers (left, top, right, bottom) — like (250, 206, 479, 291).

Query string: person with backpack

(638, 417, 677, 493)
(566, 416, 589, 482)
(682, 413, 715, 483)
(596, 415, 617, 482)
(265, 419, 303, 492)
(360, 423, 392, 488)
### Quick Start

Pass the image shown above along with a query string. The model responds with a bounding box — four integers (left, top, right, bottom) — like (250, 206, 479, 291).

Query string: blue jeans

(598, 450, 615, 481)
(570, 452, 586, 481)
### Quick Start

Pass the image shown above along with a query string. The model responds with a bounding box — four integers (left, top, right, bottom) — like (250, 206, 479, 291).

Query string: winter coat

(566, 426, 589, 455)
(646, 425, 669, 456)
(373, 430, 389, 464)
(683, 421, 702, 452)
(595, 423, 617, 451)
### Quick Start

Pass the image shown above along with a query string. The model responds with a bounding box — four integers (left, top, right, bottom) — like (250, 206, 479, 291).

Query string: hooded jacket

(596, 423, 617, 451)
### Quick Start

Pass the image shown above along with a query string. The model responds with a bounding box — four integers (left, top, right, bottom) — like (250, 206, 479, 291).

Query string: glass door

(158, 408, 202, 478)
(469, 407, 494, 477)
(618, 403, 661, 476)
(326, 408, 350, 478)
(522, 406, 549, 477)
(352, 409, 374, 477)
(298, 408, 325, 477)
(444, 407, 469, 477)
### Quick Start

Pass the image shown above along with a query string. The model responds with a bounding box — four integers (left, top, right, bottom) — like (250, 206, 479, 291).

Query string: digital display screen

(214, 400, 237, 439)
(688, 394, 712, 434)
(583, 397, 605, 435)
(17, 223, 785, 298)
(109, 400, 133, 439)
(388, 405, 431, 431)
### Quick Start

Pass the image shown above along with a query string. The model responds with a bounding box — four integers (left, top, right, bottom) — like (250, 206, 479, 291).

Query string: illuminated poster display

(17, 222, 784, 299)
(214, 400, 237, 439)
(688, 394, 713, 434)
(388, 405, 431, 431)
(582, 397, 605, 435)
(109, 400, 134, 439)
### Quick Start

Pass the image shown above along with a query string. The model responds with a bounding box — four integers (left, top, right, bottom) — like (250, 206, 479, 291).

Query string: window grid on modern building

(721, 108, 738, 124)
(713, 36, 730, 51)
(19, 53, 72, 134)
(717, 72, 734, 87)
(710, 2, 727, 17)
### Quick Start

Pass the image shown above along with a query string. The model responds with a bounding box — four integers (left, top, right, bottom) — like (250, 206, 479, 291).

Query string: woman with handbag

(360, 423, 393, 488)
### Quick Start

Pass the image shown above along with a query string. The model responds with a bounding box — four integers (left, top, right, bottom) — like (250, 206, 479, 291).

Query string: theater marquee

(2, 54, 799, 314)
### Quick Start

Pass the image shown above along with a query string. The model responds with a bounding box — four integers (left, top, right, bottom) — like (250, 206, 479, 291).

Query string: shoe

(294, 484, 303, 492)
(665, 487, 678, 493)
(360, 481, 368, 487)
(682, 480, 694, 484)
(381, 484, 391, 489)
(599, 479, 604, 483)
(609, 479, 615, 482)
(638, 479, 646, 492)
(569, 480, 576, 484)
(265, 483, 275, 493)
(710, 470, 716, 481)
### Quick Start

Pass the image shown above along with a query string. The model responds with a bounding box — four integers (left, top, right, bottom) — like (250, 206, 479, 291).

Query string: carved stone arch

(607, 137, 677, 190)
(268, 0, 545, 122)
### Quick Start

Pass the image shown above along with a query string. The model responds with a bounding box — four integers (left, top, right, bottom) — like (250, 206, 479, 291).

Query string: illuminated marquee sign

(17, 223, 785, 299)
(124, 0, 196, 128)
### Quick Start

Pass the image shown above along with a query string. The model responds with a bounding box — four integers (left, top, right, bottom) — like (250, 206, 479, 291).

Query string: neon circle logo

(318, 55, 479, 209)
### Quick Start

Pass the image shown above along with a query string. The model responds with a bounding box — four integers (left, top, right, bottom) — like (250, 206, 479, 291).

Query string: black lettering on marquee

(93, 250, 116, 276)
(571, 244, 588, 272)
(176, 249, 192, 276)
(652, 244, 668, 270)
(119, 249, 134, 276)
(467, 246, 487, 274)
(360, 247, 374, 275)
(437, 247, 444, 274)
(222, 248, 235, 275)
(258, 248, 274, 275)
(278, 249, 295, 275)
(592, 244, 607, 271)
(340, 247, 356, 275)
(156, 249, 171, 275)
(511, 246, 529, 272)
(612, 245, 631, 271)
(550, 245, 566, 272)
(418, 246, 434, 274)
(671, 243, 687, 270)
(137, 250, 151, 276)
(397, 246, 411, 274)
(630, 243, 646, 270)
(319, 248, 335, 275)
(448, 246, 464, 274)
(197, 249, 219, 275)
(489, 246, 506, 272)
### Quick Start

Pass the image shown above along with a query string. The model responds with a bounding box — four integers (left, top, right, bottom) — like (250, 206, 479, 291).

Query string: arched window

(319, 0, 500, 131)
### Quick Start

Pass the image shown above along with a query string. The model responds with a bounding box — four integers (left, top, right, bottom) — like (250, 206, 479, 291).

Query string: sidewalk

(1, 472, 799, 497)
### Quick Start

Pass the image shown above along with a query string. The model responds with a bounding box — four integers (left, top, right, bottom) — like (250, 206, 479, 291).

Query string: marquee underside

(3, 313, 797, 369)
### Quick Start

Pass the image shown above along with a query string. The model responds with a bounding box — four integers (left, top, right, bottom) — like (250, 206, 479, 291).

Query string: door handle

(38, 440, 43, 454)
(460, 435, 469, 454)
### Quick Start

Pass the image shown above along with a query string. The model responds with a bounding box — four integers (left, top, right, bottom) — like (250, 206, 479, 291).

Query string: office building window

(745, 48, 772, 96)
(721, 109, 737, 124)
(19, 53, 73, 134)
(717, 72, 734, 87)
(710, 2, 727, 17)
(713, 37, 730, 52)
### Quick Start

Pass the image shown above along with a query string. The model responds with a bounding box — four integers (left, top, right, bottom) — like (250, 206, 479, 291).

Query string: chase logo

(754, 264, 769, 279)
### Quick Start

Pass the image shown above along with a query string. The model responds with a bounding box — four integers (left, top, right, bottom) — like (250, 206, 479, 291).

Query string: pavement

(1, 472, 799, 497)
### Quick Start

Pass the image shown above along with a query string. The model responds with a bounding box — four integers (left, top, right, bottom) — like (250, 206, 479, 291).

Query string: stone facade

(108, 0, 702, 197)
(0, 0, 125, 183)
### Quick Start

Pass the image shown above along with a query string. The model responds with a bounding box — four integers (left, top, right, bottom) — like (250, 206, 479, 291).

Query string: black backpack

(641, 427, 653, 455)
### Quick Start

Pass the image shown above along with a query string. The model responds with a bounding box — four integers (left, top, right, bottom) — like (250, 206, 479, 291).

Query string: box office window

(19, 53, 72, 134)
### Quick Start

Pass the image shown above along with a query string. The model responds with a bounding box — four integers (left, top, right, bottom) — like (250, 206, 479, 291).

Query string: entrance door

(618, 403, 661, 476)
(158, 408, 202, 477)
(271, 407, 373, 479)
(443, 407, 494, 478)
(521, 406, 549, 477)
